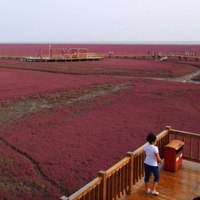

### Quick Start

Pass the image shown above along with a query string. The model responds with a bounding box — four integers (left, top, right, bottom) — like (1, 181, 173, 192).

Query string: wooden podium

(164, 140, 184, 171)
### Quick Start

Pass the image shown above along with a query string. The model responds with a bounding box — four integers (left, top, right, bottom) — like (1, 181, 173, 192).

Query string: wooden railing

(62, 127, 199, 200)
(99, 156, 132, 200)
(65, 177, 102, 200)
(169, 128, 200, 163)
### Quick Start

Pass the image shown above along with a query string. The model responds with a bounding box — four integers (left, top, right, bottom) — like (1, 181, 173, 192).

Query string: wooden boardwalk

(0, 55, 103, 62)
(17, 56, 103, 62)
(1, 53, 200, 62)
(120, 160, 200, 200)
(108, 54, 200, 62)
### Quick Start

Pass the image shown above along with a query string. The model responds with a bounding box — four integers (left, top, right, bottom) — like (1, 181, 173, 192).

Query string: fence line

(169, 128, 200, 163)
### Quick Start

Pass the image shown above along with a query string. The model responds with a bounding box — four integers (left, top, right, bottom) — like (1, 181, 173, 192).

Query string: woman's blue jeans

(144, 163, 160, 183)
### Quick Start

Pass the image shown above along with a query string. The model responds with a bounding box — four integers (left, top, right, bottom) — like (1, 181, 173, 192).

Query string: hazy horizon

(1, 41, 200, 45)
(1, 0, 200, 43)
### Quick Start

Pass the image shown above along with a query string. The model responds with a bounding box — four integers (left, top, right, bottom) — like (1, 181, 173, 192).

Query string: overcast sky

(0, 0, 200, 43)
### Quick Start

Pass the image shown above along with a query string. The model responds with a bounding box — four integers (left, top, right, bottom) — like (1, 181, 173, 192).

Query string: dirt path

(148, 69, 200, 83)
(0, 82, 131, 128)
(168, 69, 200, 82)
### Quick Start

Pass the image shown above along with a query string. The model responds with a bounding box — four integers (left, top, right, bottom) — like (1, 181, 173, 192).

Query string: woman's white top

(144, 144, 159, 166)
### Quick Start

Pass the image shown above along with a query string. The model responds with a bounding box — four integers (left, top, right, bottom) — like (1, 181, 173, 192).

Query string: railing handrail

(170, 128, 200, 137)
(106, 157, 130, 176)
(169, 128, 200, 163)
(68, 177, 102, 200)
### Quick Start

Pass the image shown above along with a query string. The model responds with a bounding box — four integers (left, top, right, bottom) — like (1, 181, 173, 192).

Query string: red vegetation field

(1, 79, 200, 198)
(0, 58, 198, 78)
(0, 141, 60, 199)
(0, 44, 200, 199)
(0, 68, 128, 104)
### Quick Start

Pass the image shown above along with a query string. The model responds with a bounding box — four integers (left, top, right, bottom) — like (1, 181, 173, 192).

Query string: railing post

(98, 170, 107, 200)
(165, 125, 171, 141)
(198, 139, 200, 160)
(126, 152, 134, 195)
(60, 196, 69, 200)
(165, 126, 171, 131)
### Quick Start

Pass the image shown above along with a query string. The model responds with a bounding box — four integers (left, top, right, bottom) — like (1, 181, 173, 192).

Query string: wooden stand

(164, 140, 184, 171)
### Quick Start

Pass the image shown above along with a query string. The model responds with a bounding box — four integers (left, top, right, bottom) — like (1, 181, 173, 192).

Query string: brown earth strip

(0, 82, 131, 128)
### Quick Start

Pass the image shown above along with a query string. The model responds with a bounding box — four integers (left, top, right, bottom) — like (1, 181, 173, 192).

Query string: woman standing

(144, 133, 162, 195)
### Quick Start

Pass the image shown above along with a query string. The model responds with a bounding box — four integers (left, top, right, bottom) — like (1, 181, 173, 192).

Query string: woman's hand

(155, 153, 162, 163)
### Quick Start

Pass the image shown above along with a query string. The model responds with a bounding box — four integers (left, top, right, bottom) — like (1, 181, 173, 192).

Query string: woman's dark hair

(146, 133, 157, 144)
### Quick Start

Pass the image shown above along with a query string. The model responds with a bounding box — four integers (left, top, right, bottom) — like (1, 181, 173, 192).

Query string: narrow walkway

(121, 160, 200, 200)
(169, 69, 200, 83)
(148, 69, 200, 84)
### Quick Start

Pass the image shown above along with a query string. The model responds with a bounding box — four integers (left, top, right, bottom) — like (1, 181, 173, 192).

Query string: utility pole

(49, 44, 51, 59)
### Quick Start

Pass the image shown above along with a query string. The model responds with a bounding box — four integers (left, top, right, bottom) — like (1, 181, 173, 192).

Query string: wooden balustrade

(169, 128, 200, 163)
(67, 156, 132, 200)
(67, 177, 102, 200)
(63, 127, 199, 200)
(102, 156, 131, 200)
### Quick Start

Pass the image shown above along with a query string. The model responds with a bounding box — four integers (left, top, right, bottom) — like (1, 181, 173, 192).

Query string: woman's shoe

(151, 190, 159, 195)
(146, 189, 151, 194)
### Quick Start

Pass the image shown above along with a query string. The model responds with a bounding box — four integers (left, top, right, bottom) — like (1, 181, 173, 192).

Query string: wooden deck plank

(120, 160, 200, 200)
